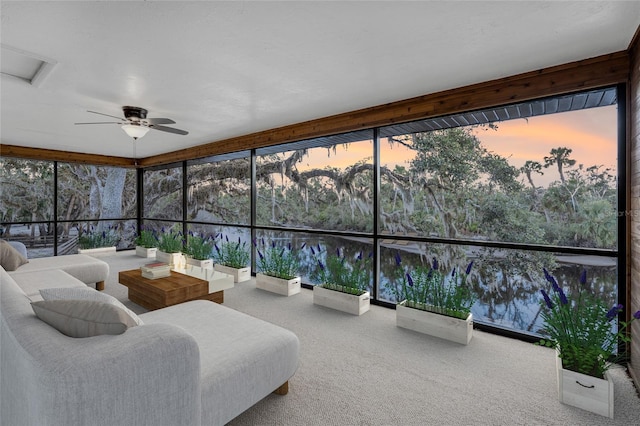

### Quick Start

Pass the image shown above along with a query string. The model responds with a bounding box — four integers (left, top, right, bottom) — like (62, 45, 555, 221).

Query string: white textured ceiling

(1, 1, 639, 159)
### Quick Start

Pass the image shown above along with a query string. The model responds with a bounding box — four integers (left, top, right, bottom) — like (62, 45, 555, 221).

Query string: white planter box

(256, 273, 301, 296)
(186, 257, 213, 269)
(313, 285, 370, 316)
(214, 264, 251, 283)
(78, 246, 116, 256)
(156, 251, 185, 268)
(396, 300, 473, 345)
(556, 351, 614, 418)
(135, 246, 157, 258)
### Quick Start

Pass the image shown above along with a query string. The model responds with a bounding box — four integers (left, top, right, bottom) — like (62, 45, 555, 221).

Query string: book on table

(142, 261, 168, 269)
(141, 262, 169, 272)
(141, 262, 170, 279)
(141, 269, 171, 279)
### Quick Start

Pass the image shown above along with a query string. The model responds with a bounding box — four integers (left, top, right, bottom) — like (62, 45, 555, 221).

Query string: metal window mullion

(250, 150, 257, 274)
(616, 82, 628, 356)
(53, 161, 58, 256)
(137, 167, 143, 234)
(182, 161, 188, 237)
(372, 128, 380, 302)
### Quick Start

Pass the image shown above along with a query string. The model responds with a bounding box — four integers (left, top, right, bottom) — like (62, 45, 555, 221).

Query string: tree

(572, 199, 617, 248)
(57, 164, 135, 237)
(520, 160, 544, 190)
(404, 127, 521, 239)
(0, 158, 54, 240)
(143, 167, 183, 220)
(543, 147, 576, 183)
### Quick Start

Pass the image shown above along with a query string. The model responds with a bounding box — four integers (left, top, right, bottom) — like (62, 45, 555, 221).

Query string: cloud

(286, 105, 618, 189)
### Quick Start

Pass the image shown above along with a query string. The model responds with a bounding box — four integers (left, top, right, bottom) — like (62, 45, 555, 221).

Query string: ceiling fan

(75, 106, 188, 140)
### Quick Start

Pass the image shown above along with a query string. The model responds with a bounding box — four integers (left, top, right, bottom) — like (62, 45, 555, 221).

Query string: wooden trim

(0, 144, 136, 167)
(628, 24, 640, 53)
(139, 51, 630, 167)
(628, 22, 640, 390)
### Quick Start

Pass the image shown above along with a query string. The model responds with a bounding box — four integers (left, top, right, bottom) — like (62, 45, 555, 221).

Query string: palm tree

(543, 147, 576, 184)
(520, 160, 544, 190)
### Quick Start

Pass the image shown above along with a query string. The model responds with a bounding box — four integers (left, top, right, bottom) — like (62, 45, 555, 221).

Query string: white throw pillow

(31, 300, 138, 338)
(39, 287, 143, 326)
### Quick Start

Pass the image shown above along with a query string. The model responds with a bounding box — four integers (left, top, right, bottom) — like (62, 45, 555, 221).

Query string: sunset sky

(297, 105, 618, 188)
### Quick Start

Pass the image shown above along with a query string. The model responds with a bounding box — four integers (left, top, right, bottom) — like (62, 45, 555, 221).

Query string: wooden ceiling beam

(0, 144, 135, 167)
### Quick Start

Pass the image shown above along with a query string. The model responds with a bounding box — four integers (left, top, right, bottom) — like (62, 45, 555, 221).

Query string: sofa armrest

(5, 323, 201, 426)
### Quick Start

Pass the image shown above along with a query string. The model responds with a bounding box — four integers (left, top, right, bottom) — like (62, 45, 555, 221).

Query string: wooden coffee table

(118, 268, 224, 311)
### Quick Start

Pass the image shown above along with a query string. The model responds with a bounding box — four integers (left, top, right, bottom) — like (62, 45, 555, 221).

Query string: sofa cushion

(9, 269, 86, 300)
(9, 254, 109, 286)
(0, 240, 29, 271)
(31, 299, 139, 338)
(40, 287, 144, 326)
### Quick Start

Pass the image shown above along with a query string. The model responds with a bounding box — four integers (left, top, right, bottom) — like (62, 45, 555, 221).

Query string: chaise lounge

(0, 242, 300, 426)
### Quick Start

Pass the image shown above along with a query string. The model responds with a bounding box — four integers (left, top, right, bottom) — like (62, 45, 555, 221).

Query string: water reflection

(380, 244, 617, 336)
(188, 228, 618, 338)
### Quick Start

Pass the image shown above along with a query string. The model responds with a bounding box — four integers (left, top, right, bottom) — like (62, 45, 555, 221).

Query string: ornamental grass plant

(311, 246, 372, 296)
(184, 231, 216, 260)
(213, 235, 250, 269)
(538, 268, 640, 378)
(157, 227, 183, 253)
(387, 254, 476, 320)
(134, 227, 158, 248)
(78, 225, 120, 249)
(255, 238, 304, 280)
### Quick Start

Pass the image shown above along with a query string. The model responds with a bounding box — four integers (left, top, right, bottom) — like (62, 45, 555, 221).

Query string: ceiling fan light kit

(75, 106, 188, 140)
(121, 123, 150, 140)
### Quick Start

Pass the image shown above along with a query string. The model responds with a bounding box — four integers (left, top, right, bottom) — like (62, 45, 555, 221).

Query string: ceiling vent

(1, 44, 57, 87)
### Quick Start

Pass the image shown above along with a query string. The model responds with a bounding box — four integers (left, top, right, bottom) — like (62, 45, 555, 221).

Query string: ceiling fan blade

(87, 110, 126, 120)
(145, 117, 176, 125)
(150, 125, 189, 135)
(74, 121, 121, 125)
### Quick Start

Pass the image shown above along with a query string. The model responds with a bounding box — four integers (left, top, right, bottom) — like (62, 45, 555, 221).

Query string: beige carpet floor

(101, 251, 640, 426)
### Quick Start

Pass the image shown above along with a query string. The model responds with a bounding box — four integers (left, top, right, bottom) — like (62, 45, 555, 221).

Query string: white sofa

(0, 262, 299, 425)
(2, 239, 110, 290)
(8, 252, 110, 290)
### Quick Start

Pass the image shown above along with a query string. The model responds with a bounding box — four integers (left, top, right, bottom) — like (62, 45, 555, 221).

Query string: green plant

(78, 225, 119, 249)
(213, 235, 250, 268)
(538, 268, 640, 378)
(255, 238, 303, 280)
(157, 227, 183, 253)
(134, 227, 158, 248)
(184, 231, 215, 260)
(387, 254, 476, 320)
(311, 247, 371, 296)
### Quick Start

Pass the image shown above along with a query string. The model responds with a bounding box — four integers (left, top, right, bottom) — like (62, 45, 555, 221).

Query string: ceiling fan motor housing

(123, 106, 148, 122)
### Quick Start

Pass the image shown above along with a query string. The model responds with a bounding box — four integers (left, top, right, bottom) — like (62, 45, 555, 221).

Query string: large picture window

(57, 163, 137, 251)
(256, 130, 374, 232)
(187, 154, 250, 225)
(0, 158, 54, 257)
(143, 165, 183, 221)
(379, 90, 618, 249)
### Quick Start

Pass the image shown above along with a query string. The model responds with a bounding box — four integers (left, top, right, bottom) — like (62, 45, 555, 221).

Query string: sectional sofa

(0, 242, 300, 426)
